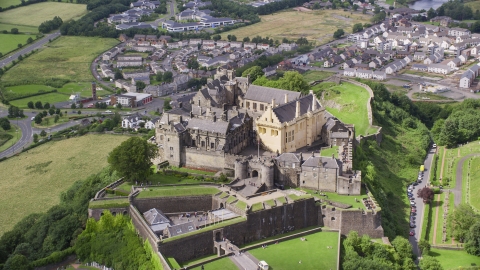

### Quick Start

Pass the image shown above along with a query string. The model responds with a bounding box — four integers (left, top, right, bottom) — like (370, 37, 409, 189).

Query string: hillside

(354, 81, 431, 238)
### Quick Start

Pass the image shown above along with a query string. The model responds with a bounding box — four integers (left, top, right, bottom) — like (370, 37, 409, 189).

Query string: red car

(409, 231, 415, 236)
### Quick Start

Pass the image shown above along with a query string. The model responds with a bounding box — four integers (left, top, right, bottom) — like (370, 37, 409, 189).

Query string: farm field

(0, 0, 21, 8)
(429, 248, 480, 269)
(320, 82, 378, 136)
(9, 92, 70, 108)
(3, 83, 110, 102)
(0, 2, 87, 27)
(249, 231, 338, 270)
(222, 9, 370, 43)
(0, 33, 37, 55)
(2, 36, 119, 85)
(0, 134, 129, 235)
(0, 23, 38, 33)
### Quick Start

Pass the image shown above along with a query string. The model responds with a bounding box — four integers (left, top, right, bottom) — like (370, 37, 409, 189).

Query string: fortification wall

(159, 230, 215, 263)
(132, 195, 213, 214)
(320, 205, 383, 237)
(88, 207, 129, 220)
(184, 148, 226, 171)
(130, 205, 160, 252)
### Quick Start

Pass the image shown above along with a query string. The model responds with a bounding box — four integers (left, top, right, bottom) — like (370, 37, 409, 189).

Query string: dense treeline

(253, 71, 310, 94)
(0, 0, 47, 12)
(256, 0, 310, 15)
(435, 0, 474, 20)
(75, 212, 162, 269)
(0, 168, 120, 269)
(343, 231, 418, 269)
(354, 81, 431, 238)
(38, 16, 63, 34)
(207, 0, 260, 22)
(235, 54, 284, 77)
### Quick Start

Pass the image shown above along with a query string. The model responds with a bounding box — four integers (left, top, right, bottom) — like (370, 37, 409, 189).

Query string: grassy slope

(2, 36, 119, 85)
(0, 0, 21, 8)
(0, 124, 21, 152)
(221, 9, 370, 43)
(10, 93, 71, 108)
(0, 33, 37, 54)
(468, 157, 480, 209)
(0, 2, 87, 27)
(318, 82, 377, 136)
(429, 248, 480, 269)
(0, 134, 129, 235)
(0, 23, 38, 33)
(249, 231, 338, 270)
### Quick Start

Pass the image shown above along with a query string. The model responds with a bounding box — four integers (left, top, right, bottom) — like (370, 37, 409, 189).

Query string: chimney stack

(285, 94, 288, 104)
(295, 100, 300, 118)
(272, 98, 275, 108)
(312, 94, 317, 111)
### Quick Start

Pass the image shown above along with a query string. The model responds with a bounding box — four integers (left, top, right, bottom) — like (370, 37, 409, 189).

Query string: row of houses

(343, 68, 386, 80)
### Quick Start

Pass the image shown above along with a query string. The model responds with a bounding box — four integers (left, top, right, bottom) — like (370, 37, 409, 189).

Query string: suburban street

(410, 147, 435, 258)
(0, 31, 61, 68)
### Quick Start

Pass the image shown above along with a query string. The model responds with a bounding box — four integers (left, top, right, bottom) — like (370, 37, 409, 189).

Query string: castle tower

(234, 159, 248, 180)
(261, 162, 274, 189)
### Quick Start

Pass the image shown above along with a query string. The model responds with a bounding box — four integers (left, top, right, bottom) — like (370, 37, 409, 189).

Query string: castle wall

(275, 166, 300, 187)
(300, 167, 338, 192)
(132, 195, 213, 214)
(158, 230, 215, 263)
(320, 206, 384, 238)
(88, 207, 129, 220)
(337, 177, 361, 195)
(130, 205, 161, 252)
(184, 148, 226, 171)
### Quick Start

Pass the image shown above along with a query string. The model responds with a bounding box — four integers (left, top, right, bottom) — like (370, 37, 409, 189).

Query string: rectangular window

(260, 104, 264, 111)
(201, 141, 205, 147)
(211, 142, 215, 149)
(170, 147, 173, 150)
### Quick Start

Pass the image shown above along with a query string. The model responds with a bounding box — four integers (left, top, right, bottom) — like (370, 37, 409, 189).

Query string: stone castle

(156, 67, 361, 195)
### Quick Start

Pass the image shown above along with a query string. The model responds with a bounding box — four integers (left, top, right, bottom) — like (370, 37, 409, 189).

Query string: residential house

(263, 66, 277, 77)
(448, 28, 471, 37)
(427, 64, 451, 74)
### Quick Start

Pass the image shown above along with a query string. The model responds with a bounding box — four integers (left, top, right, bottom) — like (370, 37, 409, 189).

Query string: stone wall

(320, 205, 384, 238)
(132, 195, 213, 214)
(159, 230, 215, 263)
(184, 148, 226, 171)
(88, 207, 129, 220)
(130, 205, 161, 252)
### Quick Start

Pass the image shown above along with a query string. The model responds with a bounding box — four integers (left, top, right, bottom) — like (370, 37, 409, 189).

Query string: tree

(71, 103, 76, 109)
(48, 108, 55, 116)
(79, 103, 83, 109)
(212, 34, 221, 41)
(417, 187, 434, 203)
(333, 29, 345, 39)
(352, 23, 363, 33)
(187, 58, 199, 70)
(419, 239, 431, 255)
(42, 110, 48, 117)
(10, 28, 19, 34)
(136, 81, 146, 91)
(114, 70, 123, 80)
(34, 113, 43, 124)
(353, 4, 359, 11)
(27, 37, 33, 44)
(419, 256, 443, 270)
(54, 114, 60, 123)
(242, 66, 264, 81)
(155, 72, 163, 82)
(3, 254, 30, 270)
(107, 137, 158, 181)
(27, 101, 34, 109)
(465, 221, 480, 255)
(43, 102, 50, 109)
(77, 110, 81, 114)
(450, 204, 480, 242)
(163, 71, 173, 83)
(35, 101, 43, 109)
(40, 130, 47, 137)
(0, 118, 11, 130)
(17, 43, 22, 49)
(163, 98, 172, 111)
(117, 104, 122, 109)
(33, 133, 38, 143)
(391, 236, 414, 261)
(278, 71, 309, 93)
(243, 37, 250, 42)
(362, 7, 367, 14)
(427, 8, 437, 19)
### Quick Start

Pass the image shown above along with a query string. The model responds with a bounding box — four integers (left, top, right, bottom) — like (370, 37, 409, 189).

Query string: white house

(427, 64, 451, 74)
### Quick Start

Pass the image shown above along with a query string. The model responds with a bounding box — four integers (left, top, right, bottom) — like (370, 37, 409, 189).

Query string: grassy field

(0, 134, 129, 235)
(249, 231, 338, 270)
(320, 82, 378, 136)
(0, 33, 37, 55)
(3, 83, 110, 101)
(0, 23, 39, 33)
(222, 9, 370, 43)
(190, 257, 238, 270)
(10, 93, 70, 108)
(136, 186, 220, 198)
(2, 36, 119, 85)
(466, 1, 480, 12)
(0, 124, 21, 152)
(0, 2, 87, 27)
(429, 248, 480, 269)
(0, 0, 21, 8)
(467, 157, 480, 209)
(302, 70, 335, 82)
(412, 92, 452, 101)
(299, 187, 368, 210)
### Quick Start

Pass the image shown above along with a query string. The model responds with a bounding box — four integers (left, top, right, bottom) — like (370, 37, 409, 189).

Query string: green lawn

(34, 115, 70, 128)
(136, 186, 219, 198)
(299, 187, 368, 210)
(302, 70, 335, 82)
(0, 134, 129, 235)
(0, 23, 39, 33)
(0, 0, 21, 8)
(251, 202, 264, 212)
(236, 200, 247, 210)
(166, 166, 216, 176)
(249, 231, 338, 270)
(118, 173, 217, 191)
(429, 248, 480, 269)
(2, 36, 119, 86)
(468, 157, 480, 210)
(0, 124, 22, 153)
(311, 61, 324, 68)
(0, 33, 37, 55)
(3, 83, 110, 101)
(190, 257, 238, 270)
(320, 82, 377, 136)
(320, 145, 338, 158)
(0, 2, 87, 27)
(9, 93, 69, 108)
(88, 198, 130, 209)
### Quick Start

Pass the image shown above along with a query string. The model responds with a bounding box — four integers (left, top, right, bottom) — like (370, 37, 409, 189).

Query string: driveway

(0, 31, 61, 68)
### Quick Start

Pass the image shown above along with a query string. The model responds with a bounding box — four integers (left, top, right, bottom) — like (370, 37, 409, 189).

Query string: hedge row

(30, 247, 75, 268)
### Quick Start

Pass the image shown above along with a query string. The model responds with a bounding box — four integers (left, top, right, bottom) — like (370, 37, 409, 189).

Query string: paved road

(0, 118, 33, 159)
(229, 251, 259, 270)
(455, 153, 480, 206)
(410, 147, 435, 258)
(0, 31, 61, 68)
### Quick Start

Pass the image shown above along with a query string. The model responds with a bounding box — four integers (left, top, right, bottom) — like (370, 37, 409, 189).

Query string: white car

(433, 144, 437, 148)
(410, 201, 415, 206)
(105, 110, 112, 113)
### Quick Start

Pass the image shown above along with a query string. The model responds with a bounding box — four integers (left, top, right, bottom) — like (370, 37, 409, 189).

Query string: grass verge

(429, 248, 480, 269)
(88, 198, 129, 209)
(136, 186, 219, 198)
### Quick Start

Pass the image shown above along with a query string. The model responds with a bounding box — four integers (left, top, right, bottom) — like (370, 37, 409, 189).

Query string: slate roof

(244, 85, 301, 105)
(302, 156, 339, 169)
(143, 208, 170, 225)
(167, 222, 196, 237)
(275, 153, 301, 164)
(272, 94, 320, 123)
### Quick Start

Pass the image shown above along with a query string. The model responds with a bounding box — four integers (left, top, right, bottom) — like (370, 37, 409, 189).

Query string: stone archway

(220, 203, 224, 209)
(252, 170, 259, 177)
(215, 231, 222, 241)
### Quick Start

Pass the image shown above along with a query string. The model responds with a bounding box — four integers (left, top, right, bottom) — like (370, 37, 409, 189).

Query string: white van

(258, 261, 269, 270)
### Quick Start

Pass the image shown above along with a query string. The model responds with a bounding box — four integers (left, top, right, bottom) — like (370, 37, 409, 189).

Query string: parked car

(410, 223, 415, 228)
(409, 231, 415, 236)
(410, 201, 415, 206)
(407, 192, 413, 197)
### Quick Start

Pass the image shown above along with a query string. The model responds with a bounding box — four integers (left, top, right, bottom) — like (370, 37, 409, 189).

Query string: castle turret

(261, 162, 274, 189)
(234, 159, 248, 179)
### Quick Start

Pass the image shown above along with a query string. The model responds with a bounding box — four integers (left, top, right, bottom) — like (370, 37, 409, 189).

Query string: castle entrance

(252, 170, 258, 177)
(215, 231, 221, 241)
